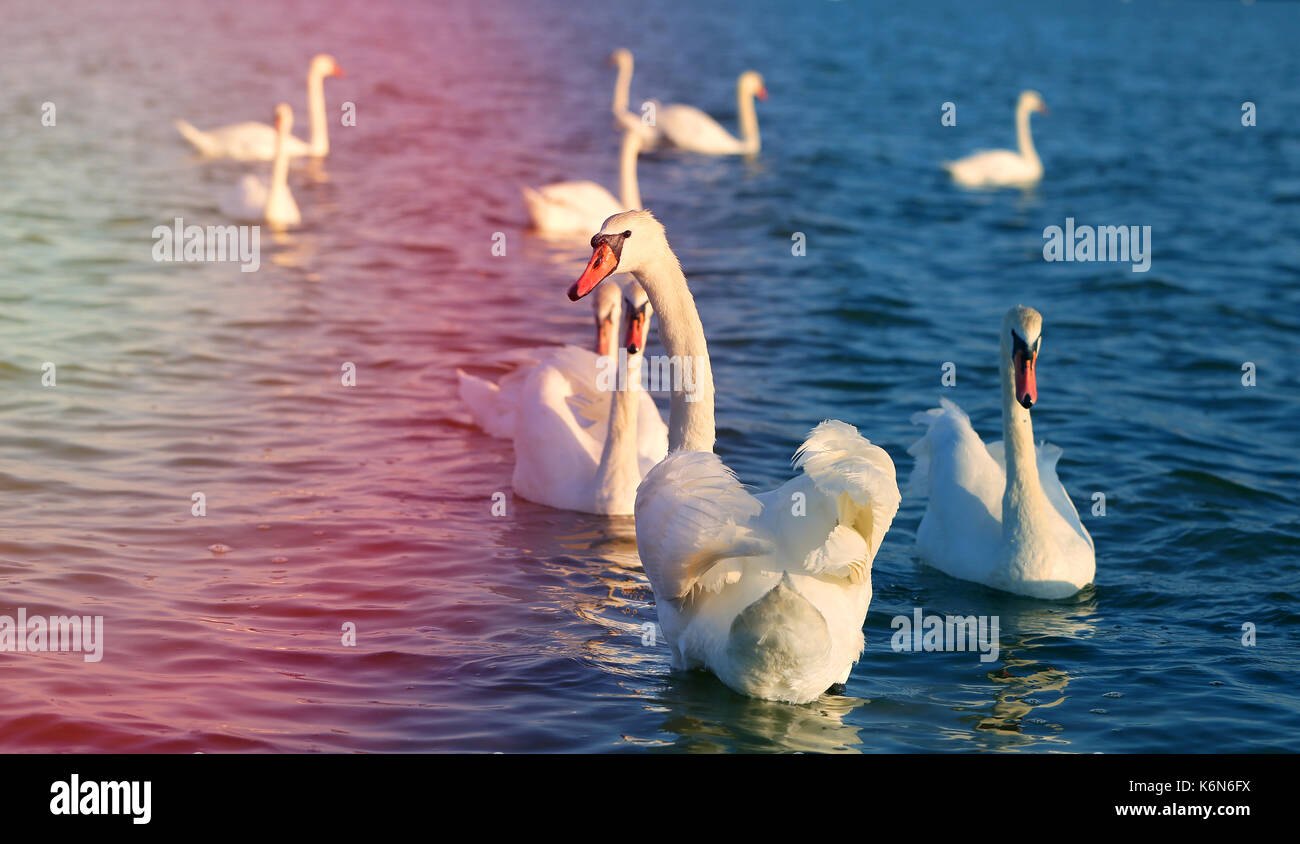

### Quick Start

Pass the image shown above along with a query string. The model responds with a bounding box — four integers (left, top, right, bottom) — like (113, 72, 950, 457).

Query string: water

(1, 0, 1297, 753)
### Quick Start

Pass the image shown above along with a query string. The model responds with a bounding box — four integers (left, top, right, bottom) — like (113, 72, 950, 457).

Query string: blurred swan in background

(508, 281, 666, 515)
(656, 70, 766, 155)
(457, 278, 667, 468)
(523, 125, 643, 235)
(907, 306, 1095, 599)
(175, 54, 344, 160)
(568, 210, 900, 704)
(944, 90, 1047, 188)
(609, 49, 662, 150)
(219, 103, 301, 229)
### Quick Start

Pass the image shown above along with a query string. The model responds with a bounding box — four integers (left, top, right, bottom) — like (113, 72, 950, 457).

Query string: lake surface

(1, 0, 1297, 752)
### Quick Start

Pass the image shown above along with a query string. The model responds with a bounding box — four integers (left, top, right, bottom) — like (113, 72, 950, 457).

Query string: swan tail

(793, 420, 900, 559)
(635, 451, 772, 602)
(456, 368, 511, 438)
(174, 119, 214, 155)
(724, 572, 835, 701)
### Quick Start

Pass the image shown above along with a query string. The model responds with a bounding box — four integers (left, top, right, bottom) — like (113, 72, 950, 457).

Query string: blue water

(1, 0, 1296, 752)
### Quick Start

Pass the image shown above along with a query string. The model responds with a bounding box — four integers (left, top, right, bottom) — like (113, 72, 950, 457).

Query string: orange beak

(595, 318, 613, 357)
(1014, 350, 1037, 409)
(625, 311, 648, 354)
(569, 242, 617, 301)
(756, 85, 769, 101)
(332, 65, 346, 78)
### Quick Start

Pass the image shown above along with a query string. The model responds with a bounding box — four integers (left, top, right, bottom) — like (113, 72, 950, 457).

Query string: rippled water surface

(1, 0, 1297, 752)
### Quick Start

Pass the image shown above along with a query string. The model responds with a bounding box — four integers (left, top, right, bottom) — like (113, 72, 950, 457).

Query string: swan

(609, 49, 662, 150)
(656, 70, 766, 156)
(509, 280, 667, 515)
(567, 210, 900, 704)
(907, 306, 1095, 599)
(175, 54, 343, 161)
(943, 90, 1048, 188)
(523, 124, 642, 235)
(219, 103, 301, 229)
(456, 278, 668, 466)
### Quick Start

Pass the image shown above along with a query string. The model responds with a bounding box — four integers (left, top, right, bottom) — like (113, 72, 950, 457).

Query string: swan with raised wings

(219, 103, 300, 229)
(907, 306, 1095, 599)
(568, 210, 900, 704)
(609, 49, 662, 150)
(175, 54, 343, 161)
(509, 280, 666, 515)
(456, 278, 667, 467)
(523, 125, 642, 235)
(944, 90, 1047, 188)
(656, 70, 766, 156)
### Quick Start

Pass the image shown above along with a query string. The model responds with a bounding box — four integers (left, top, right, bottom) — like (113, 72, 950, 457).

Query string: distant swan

(656, 70, 766, 156)
(508, 280, 667, 515)
(456, 278, 667, 469)
(523, 125, 642, 235)
(175, 54, 343, 161)
(944, 90, 1047, 188)
(219, 103, 301, 229)
(568, 210, 900, 704)
(609, 49, 662, 150)
(907, 306, 1095, 599)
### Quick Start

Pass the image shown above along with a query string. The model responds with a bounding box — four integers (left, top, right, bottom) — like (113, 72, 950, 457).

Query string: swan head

(1019, 89, 1048, 116)
(1002, 305, 1043, 409)
(622, 280, 654, 355)
(311, 54, 345, 79)
(569, 210, 670, 301)
(609, 48, 633, 69)
(273, 103, 294, 135)
(739, 70, 768, 101)
(592, 279, 621, 357)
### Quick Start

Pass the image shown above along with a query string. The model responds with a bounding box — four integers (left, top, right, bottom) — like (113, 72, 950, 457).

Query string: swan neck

(269, 125, 291, 210)
(308, 68, 328, 157)
(593, 350, 642, 502)
(612, 61, 631, 116)
(1016, 104, 1038, 169)
(619, 132, 641, 210)
(1000, 346, 1045, 530)
(633, 251, 715, 453)
(738, 82, 760, 153)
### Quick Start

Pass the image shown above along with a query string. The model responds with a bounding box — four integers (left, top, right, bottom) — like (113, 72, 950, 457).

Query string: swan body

(175, 54, 343, 161)
(457, 280, 667, 467)
(657, 71, 766, 155)
(507, 281, 666, 515)
(524, 125, 642, 235)
(907, 306, 1095, 599)
(944, 90, 1047, 188)
(609, 49, 662, 150)
(568, 210, 900, 704)
(219, 103, 300, 228)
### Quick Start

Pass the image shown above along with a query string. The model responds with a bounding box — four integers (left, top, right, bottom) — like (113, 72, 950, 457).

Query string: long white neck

(737, 81, 761, 154)
(1016, 102, 1038, 170)
(632, 251, 715, 453)
(593, 349, 643, 510)
(268, 123, 292, 215)
(619, 131, 641, 210)
(307, 69, 329, 157)
(999, 341, 1049, 544)
(612, 60, 631, 116)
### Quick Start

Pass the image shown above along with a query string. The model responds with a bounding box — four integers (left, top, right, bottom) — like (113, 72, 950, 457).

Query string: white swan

(568, 210, 900, 704)
(456, 278, 667, 467)
(609, 49, 662, 150)
(656, 70, 766, 156)
(944, 90, 1048, 188)
(219, 103, 301, 229)
(175, 54, 343, 161)
(907, 306, 1095, 599)
(523, 124, 642, 235)
(509, 280, 667, 515)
